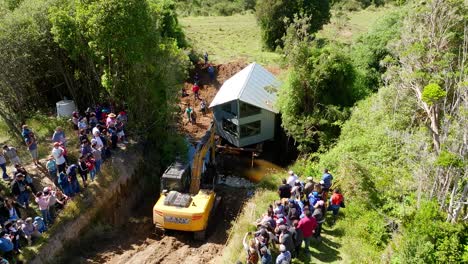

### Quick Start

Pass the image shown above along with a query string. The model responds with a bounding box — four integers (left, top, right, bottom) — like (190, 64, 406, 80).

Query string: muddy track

(69, 186, 249, 264)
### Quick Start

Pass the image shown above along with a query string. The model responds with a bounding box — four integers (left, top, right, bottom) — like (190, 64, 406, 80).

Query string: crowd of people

(0, 103, 128, 262)
(241, 169, 345, 264)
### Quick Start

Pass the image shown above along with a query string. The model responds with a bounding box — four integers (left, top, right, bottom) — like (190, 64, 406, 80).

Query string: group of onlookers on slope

(0, 103, 128, 263)
(241, 169, 345, 264)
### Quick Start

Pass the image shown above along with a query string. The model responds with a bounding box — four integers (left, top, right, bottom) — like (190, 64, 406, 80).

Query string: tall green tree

(278, 17, 364, 152)
(256, 0, 330, 51)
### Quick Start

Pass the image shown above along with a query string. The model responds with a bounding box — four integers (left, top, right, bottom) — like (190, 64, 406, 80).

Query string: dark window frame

(240, 120, 261, 138)
(239, 101, 261, 118)
(222, 118, 238, 137)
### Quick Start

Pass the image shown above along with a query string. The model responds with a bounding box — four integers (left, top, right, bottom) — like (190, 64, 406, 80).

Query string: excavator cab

(153, 124, 220, 240)
(160, 161, 191, 193)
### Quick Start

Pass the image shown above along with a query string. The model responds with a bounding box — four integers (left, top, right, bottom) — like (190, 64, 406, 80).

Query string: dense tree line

(0, 0, 189, 142)
(255, 0, 331, 51)
(284, 0, 467, 262)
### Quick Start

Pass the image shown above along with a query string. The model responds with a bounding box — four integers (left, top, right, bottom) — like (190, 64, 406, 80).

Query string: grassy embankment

(211, 6, 396, 264)
(0, 115, 136, 262)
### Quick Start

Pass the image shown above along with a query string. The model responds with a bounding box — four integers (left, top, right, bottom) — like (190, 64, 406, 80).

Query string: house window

(221, 102, 237, 117)
(239, 102, 261, 117)
(222, 119, 238, 136)
(240, 121, 261, 138)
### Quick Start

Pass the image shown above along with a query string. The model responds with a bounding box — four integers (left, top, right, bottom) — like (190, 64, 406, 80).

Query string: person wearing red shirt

(192, 83, 200, 100)
(297, 210, 317, 253)
(329, 188, 345, 219)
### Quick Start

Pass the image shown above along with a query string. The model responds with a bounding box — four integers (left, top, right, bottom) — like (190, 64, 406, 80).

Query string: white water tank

(56, 100, 76, 117)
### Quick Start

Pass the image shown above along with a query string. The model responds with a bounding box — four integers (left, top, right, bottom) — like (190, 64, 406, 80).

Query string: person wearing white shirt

(51, 143, 66, 173)
(287, 171, 298, 187)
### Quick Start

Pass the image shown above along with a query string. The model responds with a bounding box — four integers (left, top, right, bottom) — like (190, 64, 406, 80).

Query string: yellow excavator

(153, 125, 220, 240)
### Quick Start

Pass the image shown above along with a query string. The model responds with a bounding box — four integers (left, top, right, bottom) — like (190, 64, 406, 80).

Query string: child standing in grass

(86, 154, 96, 182)
(46, 155, 57, 186)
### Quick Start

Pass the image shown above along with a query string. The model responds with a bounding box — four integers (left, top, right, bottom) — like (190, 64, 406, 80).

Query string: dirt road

(67, 186, 249, 264)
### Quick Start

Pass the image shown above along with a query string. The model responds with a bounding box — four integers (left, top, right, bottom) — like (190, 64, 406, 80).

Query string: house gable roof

(209, 62, 281, 113)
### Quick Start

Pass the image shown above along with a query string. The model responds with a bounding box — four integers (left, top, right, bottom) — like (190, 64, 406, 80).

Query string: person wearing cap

(275, 244, 291, 264)
(51, 126, 66, 146)
(286, 171, 298, 187)
(0, 151, 9, 180)
(51, 142, 66, 173)
(2, 145, 20, 166)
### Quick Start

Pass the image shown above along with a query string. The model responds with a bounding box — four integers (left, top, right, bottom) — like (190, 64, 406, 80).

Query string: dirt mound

(178, 60, 248, 140)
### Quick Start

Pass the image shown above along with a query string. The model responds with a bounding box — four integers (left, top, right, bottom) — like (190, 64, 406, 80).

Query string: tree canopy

(255, 0, 331, 50)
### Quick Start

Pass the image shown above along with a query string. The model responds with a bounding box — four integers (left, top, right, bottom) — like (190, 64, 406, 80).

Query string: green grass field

(180, 6, 395, 66)
(318, 6, 396, 43)
(180, 14, 281, 66)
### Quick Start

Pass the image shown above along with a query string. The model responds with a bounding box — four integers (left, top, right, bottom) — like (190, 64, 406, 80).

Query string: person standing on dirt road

(200, 100, 207, 116)
(192, 83, 200, 100)
(185, 105, 193, 125)
(208, 64, 215, 81)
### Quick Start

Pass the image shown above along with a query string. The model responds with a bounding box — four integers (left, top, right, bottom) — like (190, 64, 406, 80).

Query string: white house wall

(238, 109, 276, 147)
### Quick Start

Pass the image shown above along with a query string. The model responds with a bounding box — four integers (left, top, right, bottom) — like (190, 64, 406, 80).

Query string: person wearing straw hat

(106, 113, 117, 128)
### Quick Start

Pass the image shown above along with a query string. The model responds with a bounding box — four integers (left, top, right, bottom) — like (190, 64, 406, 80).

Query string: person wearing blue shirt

(0, 232, 13, 253)
(260, 246, 272, 264)
(321, 169, 333, 190)
(276, 244, 291, 264)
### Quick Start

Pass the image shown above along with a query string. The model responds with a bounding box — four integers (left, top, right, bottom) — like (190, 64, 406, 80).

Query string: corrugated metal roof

(209, 62, 281, 113)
